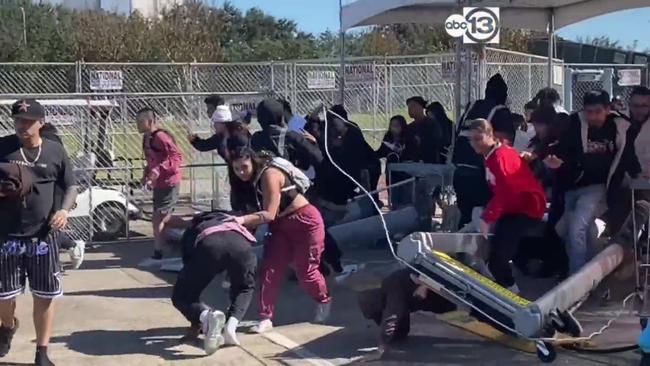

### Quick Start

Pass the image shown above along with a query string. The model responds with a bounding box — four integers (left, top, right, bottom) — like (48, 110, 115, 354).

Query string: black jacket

(314, 125, 379, 205)
(250, 126, 323, 171)
(555, 112, 637, 202)
(403, 117, 444, 164)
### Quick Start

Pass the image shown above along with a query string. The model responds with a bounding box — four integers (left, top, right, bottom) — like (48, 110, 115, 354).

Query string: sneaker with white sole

(314, 301, 332, 324)
(202, 310, 226, 355)
(251, 319, 273, 334)
(68, 240, 86, 270)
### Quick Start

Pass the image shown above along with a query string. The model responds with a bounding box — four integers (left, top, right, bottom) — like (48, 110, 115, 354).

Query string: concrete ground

(0, 232, 644, 366)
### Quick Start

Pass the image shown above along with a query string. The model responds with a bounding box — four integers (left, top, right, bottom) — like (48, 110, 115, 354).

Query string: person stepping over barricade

(546, 90, 637, 274)
(229, 148, 331, 333)
(468, 119, 546, 293)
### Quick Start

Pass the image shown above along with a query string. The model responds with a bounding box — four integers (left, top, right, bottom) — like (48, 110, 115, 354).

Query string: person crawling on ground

(358, 268, 456, 359)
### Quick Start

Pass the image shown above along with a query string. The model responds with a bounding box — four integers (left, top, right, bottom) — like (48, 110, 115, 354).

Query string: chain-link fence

(565, 64, 649, 111)
(0, 92, 270, 243)
(1, 48, 640, 243)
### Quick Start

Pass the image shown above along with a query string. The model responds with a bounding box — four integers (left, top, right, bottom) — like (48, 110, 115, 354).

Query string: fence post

(563, 67, 573, 111)
(603, 68, 614, 97)
(372, 60, 377, 138)
(75, 61, 83, 93)
(270, 61, 275, 93)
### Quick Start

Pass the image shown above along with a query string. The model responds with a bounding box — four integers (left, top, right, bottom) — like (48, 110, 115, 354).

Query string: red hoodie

(482, 144, 546, 223)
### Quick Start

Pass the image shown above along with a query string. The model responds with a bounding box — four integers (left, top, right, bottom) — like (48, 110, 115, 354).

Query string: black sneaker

(35, 349, 55, 366)
(151, 250, 163, 260)
(0, 318, 19, 358)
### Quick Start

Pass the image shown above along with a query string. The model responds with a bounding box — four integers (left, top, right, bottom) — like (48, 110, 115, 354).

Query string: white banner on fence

(307, 71, 336, 89)
(618, 69, 642, 86)
(345, 65, 375, 84)
(89, 70, 123, 91)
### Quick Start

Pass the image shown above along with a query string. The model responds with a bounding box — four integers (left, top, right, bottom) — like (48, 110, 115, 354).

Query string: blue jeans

(563, 184, 606, 274)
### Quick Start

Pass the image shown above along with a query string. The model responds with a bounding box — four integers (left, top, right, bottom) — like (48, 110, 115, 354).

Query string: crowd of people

(1, 72, 649, 363)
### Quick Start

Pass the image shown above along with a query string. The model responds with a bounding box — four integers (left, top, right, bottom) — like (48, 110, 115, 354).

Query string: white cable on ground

(321, 107, 635, 345)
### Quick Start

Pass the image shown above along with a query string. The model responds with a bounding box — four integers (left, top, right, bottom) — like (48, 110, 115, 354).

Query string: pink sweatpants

(259, 204, 331, 320)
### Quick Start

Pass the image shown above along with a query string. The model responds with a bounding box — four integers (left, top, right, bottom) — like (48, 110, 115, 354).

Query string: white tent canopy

(342, 0, 649, 31)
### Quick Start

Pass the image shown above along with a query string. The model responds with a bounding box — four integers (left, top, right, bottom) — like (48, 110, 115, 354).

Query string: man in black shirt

(546, 90, 633, 274)
(0, 99, 77, 366)
(404, 96, 443, 164)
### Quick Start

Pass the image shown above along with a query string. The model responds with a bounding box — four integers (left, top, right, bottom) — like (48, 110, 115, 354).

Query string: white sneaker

(252, 319, 273, 334)
(68, 240, 86, 270)
(223, 317, 240, 346)
(314, 301, 332, 324)
(202, 310, 226, 355)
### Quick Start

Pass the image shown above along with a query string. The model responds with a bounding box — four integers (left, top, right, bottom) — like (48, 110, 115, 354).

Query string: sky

(223, 0, 650, 51)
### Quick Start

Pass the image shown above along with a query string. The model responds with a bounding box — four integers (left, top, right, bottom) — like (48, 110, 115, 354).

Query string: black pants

(57, 232, 75, 250)
(489, 215, 543, 288)
(453, 169, 491, 230)
(359, 269, 456, 345)
(171, 231, 257, 325)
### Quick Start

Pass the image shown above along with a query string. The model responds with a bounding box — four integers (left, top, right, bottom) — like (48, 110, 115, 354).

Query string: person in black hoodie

(426, 102, 453, 163)
(452, 74, 512, 228)
(546, 90, 637, 274)
(251, 99, 323, 170)
(404, 97, 443, 164)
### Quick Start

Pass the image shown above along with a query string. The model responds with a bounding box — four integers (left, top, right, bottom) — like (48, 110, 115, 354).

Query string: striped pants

(0, 232, 62, 300)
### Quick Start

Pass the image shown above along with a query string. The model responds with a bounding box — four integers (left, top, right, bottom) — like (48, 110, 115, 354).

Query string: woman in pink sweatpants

(230, 148, 331, 333)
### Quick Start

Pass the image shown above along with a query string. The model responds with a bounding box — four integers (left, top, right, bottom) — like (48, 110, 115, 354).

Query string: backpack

(253, 157, 311, 207)
(144, 129, 178, 153)
(268, 126, 289, 159)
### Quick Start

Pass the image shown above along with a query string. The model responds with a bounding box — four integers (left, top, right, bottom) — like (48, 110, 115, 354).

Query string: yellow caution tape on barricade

(432, 250, 531, 307)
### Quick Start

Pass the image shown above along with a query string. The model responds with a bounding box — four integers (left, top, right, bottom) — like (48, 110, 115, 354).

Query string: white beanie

(211, 105, 233, 123)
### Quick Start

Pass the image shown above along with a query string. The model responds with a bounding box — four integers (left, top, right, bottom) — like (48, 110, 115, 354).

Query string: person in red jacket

(468, 119, 546, 292)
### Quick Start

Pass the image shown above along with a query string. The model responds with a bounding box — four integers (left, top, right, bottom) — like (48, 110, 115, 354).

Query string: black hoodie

(453, 73, 513, 170)
(250, 99, 323, 170)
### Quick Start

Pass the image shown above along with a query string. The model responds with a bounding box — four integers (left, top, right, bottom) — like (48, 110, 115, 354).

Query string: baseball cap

(211, 105, 233, 124)
(11, 99, 45, 121)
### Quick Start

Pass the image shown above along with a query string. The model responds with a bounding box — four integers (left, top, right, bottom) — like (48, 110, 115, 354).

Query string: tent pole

(455, 38, 463, 123)
(339, 0, 346, 105)
(547, 10, 555, 88)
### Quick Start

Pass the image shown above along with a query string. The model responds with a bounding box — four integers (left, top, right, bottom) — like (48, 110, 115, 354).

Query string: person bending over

(230, 148, 331, 333)
(468, 119, 546, 292)
(169, 211, 257, 355)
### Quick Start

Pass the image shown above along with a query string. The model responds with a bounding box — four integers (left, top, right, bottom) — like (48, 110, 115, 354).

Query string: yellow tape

(432, 250, 531, 307)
